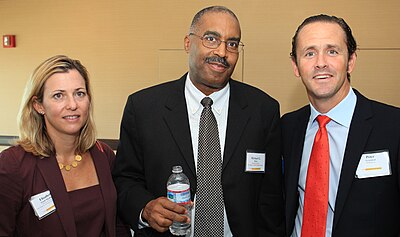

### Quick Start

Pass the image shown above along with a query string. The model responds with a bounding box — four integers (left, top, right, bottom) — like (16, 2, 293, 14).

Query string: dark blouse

(69, 185, 105, 237)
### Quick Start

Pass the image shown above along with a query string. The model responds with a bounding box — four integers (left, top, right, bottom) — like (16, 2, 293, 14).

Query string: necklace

(58, 154, 83, 171)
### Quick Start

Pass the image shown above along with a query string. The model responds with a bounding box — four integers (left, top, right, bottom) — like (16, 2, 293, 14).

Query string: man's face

(184, 12, 241, 95)
(291, 22, 356, 111)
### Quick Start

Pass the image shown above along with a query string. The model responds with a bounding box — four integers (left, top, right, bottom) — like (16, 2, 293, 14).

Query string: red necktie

(301, 115, 331, 237)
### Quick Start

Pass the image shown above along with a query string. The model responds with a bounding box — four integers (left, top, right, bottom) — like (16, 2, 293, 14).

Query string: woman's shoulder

(1, 145, 32, 163)
(0, 145, 38, 177)
(91, 140, 116, 164)
(93, 140, 114, 154)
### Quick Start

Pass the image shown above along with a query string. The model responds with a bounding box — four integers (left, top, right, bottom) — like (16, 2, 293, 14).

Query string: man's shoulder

(366, 97, 400, 114)
(230, 79, 268, 94)
(282, 105, 310, 123)
(130, 77, 184, 98)
(229, 79, 279, 105)
(355, 89, 400, 118)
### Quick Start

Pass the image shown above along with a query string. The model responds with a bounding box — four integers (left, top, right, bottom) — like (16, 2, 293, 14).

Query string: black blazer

(113, 74, 285, 236)
(282, 89, 400, 237)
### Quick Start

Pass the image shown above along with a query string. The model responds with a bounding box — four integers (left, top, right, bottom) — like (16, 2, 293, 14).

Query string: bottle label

(167, 184, 190, 204)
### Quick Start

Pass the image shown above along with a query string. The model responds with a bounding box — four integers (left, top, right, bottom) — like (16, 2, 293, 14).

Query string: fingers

(142, 197, 190, 233)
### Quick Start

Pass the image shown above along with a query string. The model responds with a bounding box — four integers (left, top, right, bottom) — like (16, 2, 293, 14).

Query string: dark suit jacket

(282, 90, 400, 237)
(113, 74, 285, 236)
(0, 141, 130, 237)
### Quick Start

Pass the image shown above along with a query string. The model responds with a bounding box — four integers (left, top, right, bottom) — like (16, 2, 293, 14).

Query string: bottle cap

(172, 166, 183, 173)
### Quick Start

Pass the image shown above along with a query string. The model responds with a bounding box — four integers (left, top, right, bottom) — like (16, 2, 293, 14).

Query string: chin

(313, 90, 336, 100)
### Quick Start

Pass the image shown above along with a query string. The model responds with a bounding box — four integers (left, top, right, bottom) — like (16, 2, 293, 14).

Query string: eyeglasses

(189, 33, 244, 53)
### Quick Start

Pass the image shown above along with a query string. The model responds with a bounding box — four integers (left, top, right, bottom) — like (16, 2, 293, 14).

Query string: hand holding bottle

(142, 197, 190, 233)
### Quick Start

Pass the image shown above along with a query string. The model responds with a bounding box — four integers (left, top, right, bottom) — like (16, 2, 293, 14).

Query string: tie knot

(201, 97, 213, 108)
(316, 115, 331, 128)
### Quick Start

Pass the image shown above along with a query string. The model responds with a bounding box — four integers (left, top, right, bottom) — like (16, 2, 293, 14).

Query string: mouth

(205, 57, 230, 72)
(63, 115, 80, 120)
(313, 74, 333, 79)
(208, 62, 228, 71)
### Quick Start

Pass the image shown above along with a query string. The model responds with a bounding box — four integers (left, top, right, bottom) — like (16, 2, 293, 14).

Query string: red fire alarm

(3, 35, 16, 48)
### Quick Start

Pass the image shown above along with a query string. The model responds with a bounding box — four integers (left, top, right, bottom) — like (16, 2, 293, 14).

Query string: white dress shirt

(292, 88, 357, 237)
(138, 75, 232, 236)
(184, 74, 232, 237)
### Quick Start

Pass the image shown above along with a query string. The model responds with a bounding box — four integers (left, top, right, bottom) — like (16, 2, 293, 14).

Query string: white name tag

(245, 150, 266, 173)
(356, 150, 391, 179)
(29, 190, 56, 220)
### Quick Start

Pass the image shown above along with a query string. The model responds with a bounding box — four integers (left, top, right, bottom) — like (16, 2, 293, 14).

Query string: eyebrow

(51, 89, 65, 93)
(302, 44, 341, 52)
(203, 30, 240, 41)
(203, 30, 220, 37)
(326, 44, 342, 50)
(51, 87, 86, 93)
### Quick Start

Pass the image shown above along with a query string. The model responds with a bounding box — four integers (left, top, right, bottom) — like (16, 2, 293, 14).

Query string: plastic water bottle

(167, 166, 191, 236)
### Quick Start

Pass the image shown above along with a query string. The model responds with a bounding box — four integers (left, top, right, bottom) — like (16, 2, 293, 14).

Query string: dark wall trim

(0, 135, 18, 146)
(98, 139, 119, 150)
(0, 135, 119, 150)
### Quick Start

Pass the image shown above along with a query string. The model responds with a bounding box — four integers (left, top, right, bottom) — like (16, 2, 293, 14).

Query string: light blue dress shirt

(292, 88, 357, 237)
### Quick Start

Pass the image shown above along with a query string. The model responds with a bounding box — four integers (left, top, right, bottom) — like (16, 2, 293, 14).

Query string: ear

(347, 52, 357, 74)
(291, 57, 301, 78)
(32, 96, 45, 115)
(184, 35, 190, 53)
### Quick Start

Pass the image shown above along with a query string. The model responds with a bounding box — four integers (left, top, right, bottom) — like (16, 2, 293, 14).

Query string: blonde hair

(17, 55, 96, 157)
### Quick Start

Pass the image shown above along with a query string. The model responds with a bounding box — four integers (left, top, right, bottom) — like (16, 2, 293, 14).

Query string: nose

(66, 96, 78, 110)
(315, 53, 328, 69)
(213, 41, 227, 58)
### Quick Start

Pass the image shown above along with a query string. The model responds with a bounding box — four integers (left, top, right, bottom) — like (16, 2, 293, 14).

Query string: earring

(39, 111, 45, 115)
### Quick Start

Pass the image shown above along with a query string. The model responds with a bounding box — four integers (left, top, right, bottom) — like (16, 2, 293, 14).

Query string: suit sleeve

(112, 95, 154, 231)
(259, 102, 285, 236)
(397, 109, 400, 189)
(0, 148, 23, 236)
(96, 141, 132, 236)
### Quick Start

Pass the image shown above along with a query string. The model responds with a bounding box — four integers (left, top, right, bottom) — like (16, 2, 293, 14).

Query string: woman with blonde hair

(0, 55, 130, 236)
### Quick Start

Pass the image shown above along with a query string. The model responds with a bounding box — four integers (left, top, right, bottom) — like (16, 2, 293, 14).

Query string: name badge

(29, 190, 56, 220)
(356, 150, 391, 179)
(245, 150, 266, 173)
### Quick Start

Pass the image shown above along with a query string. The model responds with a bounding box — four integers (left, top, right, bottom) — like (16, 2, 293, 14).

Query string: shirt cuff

(138, 209, 150, 229)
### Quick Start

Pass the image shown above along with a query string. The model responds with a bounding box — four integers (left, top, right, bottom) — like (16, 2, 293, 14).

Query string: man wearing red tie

(282, 14, 400, 237)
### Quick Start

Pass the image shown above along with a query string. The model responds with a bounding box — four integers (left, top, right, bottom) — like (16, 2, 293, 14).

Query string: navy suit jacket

(113, 74, 285, 236)
(282, 90, 400, 237)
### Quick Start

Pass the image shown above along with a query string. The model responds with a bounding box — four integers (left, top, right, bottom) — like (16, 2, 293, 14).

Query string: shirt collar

(185, 74, 229, 115)
(310, 87, 357, 128)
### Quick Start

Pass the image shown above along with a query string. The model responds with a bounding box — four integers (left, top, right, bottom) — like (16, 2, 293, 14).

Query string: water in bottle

(167, 166, 191, 236)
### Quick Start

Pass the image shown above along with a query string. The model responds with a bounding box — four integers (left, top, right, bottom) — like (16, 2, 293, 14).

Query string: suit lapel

(37, 155, 77, 237)
(223, 80, 250, 170)
(286, 107, 310, 229)
(163, 75, 196, 177)
(333, 91, 373, 230)
(91, 143, 115, 237)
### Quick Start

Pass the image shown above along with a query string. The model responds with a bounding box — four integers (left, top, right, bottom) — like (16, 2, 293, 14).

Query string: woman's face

(34, 69, 90, 140)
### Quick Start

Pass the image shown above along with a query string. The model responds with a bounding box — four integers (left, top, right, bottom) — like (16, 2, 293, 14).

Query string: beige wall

(1, 0, 399, 139)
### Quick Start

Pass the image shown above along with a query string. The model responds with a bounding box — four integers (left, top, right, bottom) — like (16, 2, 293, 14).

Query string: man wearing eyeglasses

(113, 6, 284, 237)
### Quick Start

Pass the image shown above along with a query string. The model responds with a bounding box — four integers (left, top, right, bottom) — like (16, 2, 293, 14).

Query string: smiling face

(184, 11, 241, 95)
(33, 69, 90, 140)
(292, 21, 357, 112)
